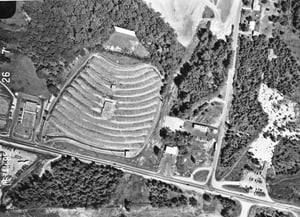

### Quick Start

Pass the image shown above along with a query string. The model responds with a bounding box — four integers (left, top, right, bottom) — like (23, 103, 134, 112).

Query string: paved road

(209, 0, 242, 186)
(1, 137, 300, 216)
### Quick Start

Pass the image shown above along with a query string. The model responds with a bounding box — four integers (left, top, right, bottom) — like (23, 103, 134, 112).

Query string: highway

(1, 136, 300, 216)
(1, 1, 299, 215)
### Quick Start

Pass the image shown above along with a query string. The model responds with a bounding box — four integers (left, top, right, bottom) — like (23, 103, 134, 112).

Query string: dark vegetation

(5, 155, 197, 210)
(253, 207, 293, 217)
(160, 127, 194, 153)
(268, 138, 300, 204)
(146, 179, 194, 208)
(203, 193, 241, 217)
(218, 35, 269, 174)
(170, 27, 232, 118)
(159, 127, 196, 176)
(7, 156, 123, 209)
(218, 30, 300, 175)
(1, 0, 184, 96)
(292, 0, 300, 30)
(219, 34, 300, 179)
(272, 138, 300, 176)
(269, 176, 300, 204)
(263, 36, 300, 98)
(270, 0, 300, 31)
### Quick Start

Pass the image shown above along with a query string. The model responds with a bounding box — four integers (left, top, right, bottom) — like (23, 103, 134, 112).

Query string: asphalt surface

(1, 136, 300, 216)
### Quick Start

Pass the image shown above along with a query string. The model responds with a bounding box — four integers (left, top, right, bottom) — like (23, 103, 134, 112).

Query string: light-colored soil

(249, 83, 300, 166)
(217, 0, 232, 22)
(143, 0, 240, 46)
(143, 0, 220, 46)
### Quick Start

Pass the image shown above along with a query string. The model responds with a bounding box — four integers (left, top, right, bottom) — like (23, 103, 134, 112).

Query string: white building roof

(249, 21, 256, 31)
(194, 124, 208, 132)
(163, 116, 184, 132)
(114, 26, 136, 37)
(165, 146, 179, 156)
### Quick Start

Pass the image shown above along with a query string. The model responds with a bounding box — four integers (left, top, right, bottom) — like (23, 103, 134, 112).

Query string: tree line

(170, 26, 232, 118)
(16, 0, 184, 96)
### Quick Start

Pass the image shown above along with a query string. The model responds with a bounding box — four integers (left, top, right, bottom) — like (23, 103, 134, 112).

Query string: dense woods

(219, 35, 269, 170)
(203, 193, 240, 217)
(7, 0, 184, 95)
(145, 179, 193, 208)
(272, 138, 300, 176)
(254, 208, 292, 217)
(219, 33, 300, 189)
(263, 36, 300, 97)
(270, 0, 300, 32)
(170, 27, 232, 118)
(7, 156, 123, 209)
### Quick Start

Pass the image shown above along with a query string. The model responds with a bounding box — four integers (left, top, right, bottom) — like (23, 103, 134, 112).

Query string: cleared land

(0, 83, 13, 134)
(42, 53, 162, 158)
(0, 56, 50, 97)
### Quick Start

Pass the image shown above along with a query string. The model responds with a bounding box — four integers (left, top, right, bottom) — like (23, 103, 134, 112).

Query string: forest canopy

(2, 0, 185, 96)
(170, 27, 232, 118)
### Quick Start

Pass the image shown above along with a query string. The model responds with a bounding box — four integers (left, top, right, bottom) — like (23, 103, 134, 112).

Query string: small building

(252, 0, 261, 11)
(101, 99, 116, 120)
(193, 124, 208, 133)
(249, 20, 256, 31)
(114, 26, 136, 37)
(165, 146, 179, 156)
(24, 101, 38, 114)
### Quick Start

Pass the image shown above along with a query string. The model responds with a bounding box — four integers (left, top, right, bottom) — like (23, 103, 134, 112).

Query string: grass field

(1, 56, 50, 97)
(104, 31, 149, 58)
(193, 170, 209, 182)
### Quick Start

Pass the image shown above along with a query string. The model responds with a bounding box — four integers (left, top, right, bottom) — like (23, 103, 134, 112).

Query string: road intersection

(0, 0, 299, 216)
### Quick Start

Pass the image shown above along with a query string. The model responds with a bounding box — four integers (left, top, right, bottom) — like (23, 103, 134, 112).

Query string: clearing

(0, 56, 50, 97)
(143, 0, 239, 46)
(249, 83, 300, 166)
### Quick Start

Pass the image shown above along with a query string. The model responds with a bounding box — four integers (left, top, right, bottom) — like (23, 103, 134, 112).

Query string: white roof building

(165, 146, 179, 156)
(249, 21, 256, 31)
(193, 124, 208, 133)
(253, 0, 261, 11)
(114, 26, 136, 37)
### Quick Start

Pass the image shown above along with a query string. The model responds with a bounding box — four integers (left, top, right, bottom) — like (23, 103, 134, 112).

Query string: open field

(42, 53, 162, 158)
(0, 56, 50, 97)
(0, 82, 14, 134)
(193, 170, 210, 182)
(194, 100, 223, 128)
(104, 30, 149, 58)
